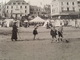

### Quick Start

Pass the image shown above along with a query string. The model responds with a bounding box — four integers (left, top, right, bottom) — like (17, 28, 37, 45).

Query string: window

(7, 10, 8, 13)
(25, 10, 27, 13)
(38, 12, 39, 15)
(72, 2, 74, 5)
(18, 3, 20, 5)
(73, 7, 75, 11)
(11, 6, 13, 9)
(22, 3, 24, 5)
(79, 9, 80, 11)
(61, 2, 63, 5)
(11, 10, 13, 13)
(39, 9, 40, 11)
(37, 9, 38, 11)
(20, 6, 22, 8)
(78, 1, 80, 4)
(67, 2, 69, 5)
(7, 6, 9, 9)
(67, 7, 69, 11)
(25, 6, 27, 8)
(31, 12, 33, 14)
(61, 7, 64, 11)
(20, 14, 22, 16)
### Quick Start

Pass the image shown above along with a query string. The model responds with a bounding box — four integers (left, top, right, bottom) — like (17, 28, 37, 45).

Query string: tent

(43, 19, 65, 28)
(30, 16, 45, 23)
(43, 20, 49, 27)
(43, 19, 55, 27)
(24, 19, 28, 22)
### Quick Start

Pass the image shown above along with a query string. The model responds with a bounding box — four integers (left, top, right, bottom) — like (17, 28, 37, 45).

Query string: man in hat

(11, 22, 18, 41)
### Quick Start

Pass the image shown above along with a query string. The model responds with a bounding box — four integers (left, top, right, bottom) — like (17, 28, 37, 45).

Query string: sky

(0, 0, 52, 7)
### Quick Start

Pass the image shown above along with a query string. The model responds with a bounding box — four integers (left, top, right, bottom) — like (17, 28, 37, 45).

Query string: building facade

(0, 3, 3, 17)
(78, 1, 80, 11)
(5, 0, 30, 19)
(77, 0, 80, 18)
(43, 5, 51, 18)
(30, 5, 42, 18)
(51, 0, 79, 19)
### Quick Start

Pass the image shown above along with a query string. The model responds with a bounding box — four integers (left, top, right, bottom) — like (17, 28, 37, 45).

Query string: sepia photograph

(0, 0, 80, 60)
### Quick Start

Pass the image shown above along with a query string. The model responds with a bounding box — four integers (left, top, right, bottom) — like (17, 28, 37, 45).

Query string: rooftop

(6, 0, 29, 5)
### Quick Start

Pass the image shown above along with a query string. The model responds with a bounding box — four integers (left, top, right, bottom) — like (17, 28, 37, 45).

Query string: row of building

(0, 0, 80, 20)
(51, 0, 80, 19)
(0, 0, 51, 20)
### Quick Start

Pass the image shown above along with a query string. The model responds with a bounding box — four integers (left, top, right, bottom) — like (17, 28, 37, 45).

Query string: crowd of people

(50, 26, 63, 43)
(11, 22, 69, 43)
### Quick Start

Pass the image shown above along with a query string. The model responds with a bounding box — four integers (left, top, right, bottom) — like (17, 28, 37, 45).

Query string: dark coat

(50, 29, 57, 37)
(11, 25, 18, 39)
(33, 29, 38, 35)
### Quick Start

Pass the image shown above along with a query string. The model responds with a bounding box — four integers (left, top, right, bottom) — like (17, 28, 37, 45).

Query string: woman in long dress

(11, 23, 18, 41)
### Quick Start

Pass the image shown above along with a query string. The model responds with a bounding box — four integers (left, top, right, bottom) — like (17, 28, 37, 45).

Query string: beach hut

(3, 19, 14, 27)
(3, 19, 20, 27)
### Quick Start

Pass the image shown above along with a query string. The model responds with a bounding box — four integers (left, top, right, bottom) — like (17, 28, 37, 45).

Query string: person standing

(11, 23, 18, 41)
(50, 26, 57, 43)
(33, 27, 38, 40)
(57, 26, 63, 42)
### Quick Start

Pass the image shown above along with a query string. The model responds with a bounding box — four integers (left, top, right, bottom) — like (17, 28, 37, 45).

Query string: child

(57, 26, 63, 42)
(50, 26, 57, 43)
(33, 27, 38, 40)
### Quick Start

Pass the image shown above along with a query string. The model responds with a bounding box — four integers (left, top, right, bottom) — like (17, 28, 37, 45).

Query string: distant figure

(49, 23, 53, 27)
(11, 23, 18, 41)
(57, 26, 63, 42)
(50, 26, 57, 43)
(33, 27, 38, 40)
(46, 22, 49, 29)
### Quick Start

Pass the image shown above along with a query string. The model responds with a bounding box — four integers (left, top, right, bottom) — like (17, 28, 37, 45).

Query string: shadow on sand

(6, 38, 80, 43)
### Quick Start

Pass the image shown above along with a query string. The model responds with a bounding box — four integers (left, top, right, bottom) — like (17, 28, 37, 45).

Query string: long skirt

(11, 30, 17, 40)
